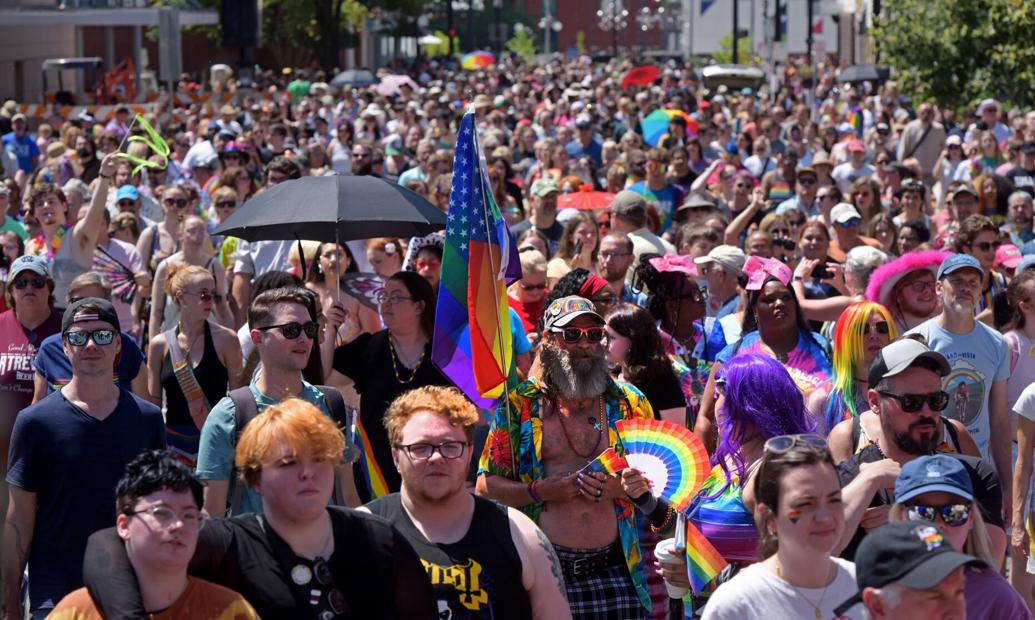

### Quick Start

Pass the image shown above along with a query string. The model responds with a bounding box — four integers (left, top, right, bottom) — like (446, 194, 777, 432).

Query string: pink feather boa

(865, 250, 952, 306)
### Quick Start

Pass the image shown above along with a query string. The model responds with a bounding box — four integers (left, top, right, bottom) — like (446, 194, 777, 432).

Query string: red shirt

(0, 308, 62, 415)
(508, 296, 544, 336)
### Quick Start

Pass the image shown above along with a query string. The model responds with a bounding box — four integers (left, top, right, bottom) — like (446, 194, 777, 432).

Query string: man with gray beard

(477, 296, 657, 619)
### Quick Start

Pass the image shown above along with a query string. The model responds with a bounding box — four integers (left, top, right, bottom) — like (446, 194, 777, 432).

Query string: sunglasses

(117, 199, 136, 208)
(414, 258, 440, 270)
(798, 177, 817, 186)
(972, 241, 1002, 252)
(12, 277, 46, 290)
(818, 194, 838, 201)
(906, 503, 971, 527)
(862, 321, 890, 336)
(215, 200, 237, 209)
(164, 198, 188, 208)
(519, 281, 547, 291)
(182, 291, 217, 302)
(838, 218, 861, 228)
(763, 434, 828, 454)
(877, 390, 950, 413)
(550, 326, 606, 343)
(65, 328, 116, 347)
(257, 320, 319, 340)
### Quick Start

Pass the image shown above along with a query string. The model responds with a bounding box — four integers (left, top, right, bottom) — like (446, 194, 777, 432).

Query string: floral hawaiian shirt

(477, 377, 655, 613)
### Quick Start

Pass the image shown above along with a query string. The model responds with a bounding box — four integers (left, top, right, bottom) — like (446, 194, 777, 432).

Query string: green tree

(505, 26, 538, 60)
(873, 0, 1035, 109)
(713, 34, 754, 65)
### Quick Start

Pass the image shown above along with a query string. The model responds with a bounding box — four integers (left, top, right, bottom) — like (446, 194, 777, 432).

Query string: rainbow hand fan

(615, 419, 709, 513)
(581, 448, 629, 475)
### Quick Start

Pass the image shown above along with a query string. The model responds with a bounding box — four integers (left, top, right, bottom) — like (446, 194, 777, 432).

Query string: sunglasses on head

(550, 325, 605, 343)
(65, 328, 116, 347)
(763, 434, 828, 454)
(863, 321, 890, 336)
(257, 320, 319, 340)
(877, 390, 950, 413)
(12, 277, 46, 290)
(906, 502, 971, 527)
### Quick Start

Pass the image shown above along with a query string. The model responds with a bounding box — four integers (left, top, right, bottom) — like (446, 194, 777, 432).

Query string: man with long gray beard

(477, 296, 656, 619)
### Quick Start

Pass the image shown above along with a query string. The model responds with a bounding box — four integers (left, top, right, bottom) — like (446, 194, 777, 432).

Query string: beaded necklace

(27, 224, 69, 262)
(388, 335, 425, 384)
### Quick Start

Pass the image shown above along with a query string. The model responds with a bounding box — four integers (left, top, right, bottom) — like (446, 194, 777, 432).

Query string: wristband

(792, 276, 804, 282)
(632, 492, 659, 515)
(528, 480, 544, 505)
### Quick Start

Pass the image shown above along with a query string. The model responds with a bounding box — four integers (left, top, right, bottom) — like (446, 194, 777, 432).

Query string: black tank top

(366, 494, 532, 620)
(160, 321, 229, 427)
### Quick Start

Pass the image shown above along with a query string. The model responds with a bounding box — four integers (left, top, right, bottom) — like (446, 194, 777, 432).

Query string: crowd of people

(1, 50, 1035, 618)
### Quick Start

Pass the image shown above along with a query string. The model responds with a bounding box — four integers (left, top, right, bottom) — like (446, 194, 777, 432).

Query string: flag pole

(471, 111, 517, 476)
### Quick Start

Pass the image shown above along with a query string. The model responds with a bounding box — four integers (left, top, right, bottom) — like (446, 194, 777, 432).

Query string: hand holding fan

(615, 418, 709, 513)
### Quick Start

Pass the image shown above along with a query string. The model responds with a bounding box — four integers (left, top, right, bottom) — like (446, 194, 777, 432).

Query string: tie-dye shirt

(478, 377, 656, 613)
(715, 330, 833, 401)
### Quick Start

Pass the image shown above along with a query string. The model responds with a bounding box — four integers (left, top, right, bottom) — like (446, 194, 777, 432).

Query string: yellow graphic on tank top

(421, 558, 490, 611)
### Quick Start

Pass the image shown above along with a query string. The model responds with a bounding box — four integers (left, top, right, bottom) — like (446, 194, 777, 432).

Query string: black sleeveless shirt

(366, 494, 532, 620)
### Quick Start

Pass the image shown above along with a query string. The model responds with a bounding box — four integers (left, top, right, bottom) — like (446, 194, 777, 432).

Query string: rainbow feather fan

(582, 448, 629, 475)
(615, 419, 709, 513)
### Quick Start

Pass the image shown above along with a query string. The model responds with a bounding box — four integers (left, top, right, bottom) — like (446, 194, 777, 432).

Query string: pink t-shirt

(1005, 330, 1035, 427)
(0, 309, 62, 415)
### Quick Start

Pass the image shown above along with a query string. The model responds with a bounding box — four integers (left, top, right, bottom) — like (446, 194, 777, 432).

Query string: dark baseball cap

(1021, 140, 1035, 155)
(868, 339, 950, 389)
(833, 520, 985, 615)
(62, 297, 120, 333)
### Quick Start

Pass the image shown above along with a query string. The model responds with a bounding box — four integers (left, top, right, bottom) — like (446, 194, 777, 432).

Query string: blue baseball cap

(115, 184, 140, 202)
(1017, 253, 1035, 274)
(895, 454, 974, 503)
(9, 255, 51, 279)
(936, 253, 983, 280)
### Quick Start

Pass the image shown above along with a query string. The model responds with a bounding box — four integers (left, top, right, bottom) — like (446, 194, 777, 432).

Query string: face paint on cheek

(787, 510, 802, 524)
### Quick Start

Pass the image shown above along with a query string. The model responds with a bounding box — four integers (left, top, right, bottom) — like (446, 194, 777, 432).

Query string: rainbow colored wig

(709, 353, 817, 496)
(825, 301, 898, 431)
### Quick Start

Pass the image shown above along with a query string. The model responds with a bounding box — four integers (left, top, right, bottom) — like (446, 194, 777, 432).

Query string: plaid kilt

(555, 544, 649, 620)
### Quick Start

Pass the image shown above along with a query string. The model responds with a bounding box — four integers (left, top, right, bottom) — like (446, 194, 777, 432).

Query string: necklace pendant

(291, 563, 313, 585)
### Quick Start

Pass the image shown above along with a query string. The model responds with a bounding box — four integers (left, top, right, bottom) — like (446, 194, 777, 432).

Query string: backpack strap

(228, 386, 259, 517)
(851, 414, 862, 452)
(316, 385, 352, 507)
(942, 416, 963, 453)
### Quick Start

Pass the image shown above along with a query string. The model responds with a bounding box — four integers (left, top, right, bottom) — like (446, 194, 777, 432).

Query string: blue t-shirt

(566, 137, 604, 167)
(32, 331, 145, 394)
(2, 132, 40, 172)
(906, 319, 1009, 459)
(196, 381, 332, 516)
(6, 389, 165, 613)
(627, 181, 684, 235)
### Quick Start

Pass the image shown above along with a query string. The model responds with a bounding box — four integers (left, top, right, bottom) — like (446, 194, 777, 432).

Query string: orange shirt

(49, 577, 259, 620)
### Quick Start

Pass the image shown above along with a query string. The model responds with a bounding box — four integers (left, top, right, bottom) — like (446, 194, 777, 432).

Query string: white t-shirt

(830, 162, 876, 194)
(907, 319, 1009, 461)
(702, 557, 863, 620)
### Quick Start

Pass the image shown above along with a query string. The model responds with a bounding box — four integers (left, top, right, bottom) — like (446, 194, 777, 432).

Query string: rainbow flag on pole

(432, 110, 521, 409)
(685, 519, 729, 595)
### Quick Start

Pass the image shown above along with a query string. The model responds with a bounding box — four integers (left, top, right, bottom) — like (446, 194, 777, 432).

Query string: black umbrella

(837, 65, 882, 84)
(212, 175, 446, 243)
(330, 69, 377, 88)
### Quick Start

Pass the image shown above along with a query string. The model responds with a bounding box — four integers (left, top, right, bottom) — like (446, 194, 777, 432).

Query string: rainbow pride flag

(684, 519, 728, 595)
(354, 414, 389, 499)
(432, 110, 521, 409)
(848, 104, 864, 138)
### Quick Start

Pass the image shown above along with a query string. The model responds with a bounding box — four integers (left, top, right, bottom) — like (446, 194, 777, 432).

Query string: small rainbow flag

(354, 415, 389, 499)
(684, 519, 729, 595)
(583, 448, 629, 475)
(848, 104, 864, 138)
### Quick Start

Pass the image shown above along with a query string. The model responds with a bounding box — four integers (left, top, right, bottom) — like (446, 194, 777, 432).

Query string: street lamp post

(539, 0, 563, 55)
(597, 0, 629, 57)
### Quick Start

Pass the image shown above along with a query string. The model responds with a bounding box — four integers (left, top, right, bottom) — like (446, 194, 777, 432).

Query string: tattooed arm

(507, 506, 572, 620)
(2, 487, 35, 620)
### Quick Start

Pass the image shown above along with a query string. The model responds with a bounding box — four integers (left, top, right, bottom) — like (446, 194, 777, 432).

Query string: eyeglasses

(65, 328, 117, 346)
(117, 199, 136, 208)
(519, 281, 547, 291)
(163, 197, 188, 208)
(877, 390, 950, 413)
(257, 320, 319, 340)
(763, 434, 828, 454)
(129, 504, 205, 529)
(12, 277, 46, 290)
(215, 200, 237, 209)
(599, 251, 632, 260)
(972, 241, 1003, 252)
(862, 321, 890, 336)
(376, 291, 413, 305)
(902, 279, 935, 293)
(550, 326, 606, 343)
(906, 503, 972, 527)
(395, 441, 468, 460)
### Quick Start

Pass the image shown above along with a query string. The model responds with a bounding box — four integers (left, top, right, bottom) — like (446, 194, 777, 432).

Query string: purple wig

(710, 353, 818, 493)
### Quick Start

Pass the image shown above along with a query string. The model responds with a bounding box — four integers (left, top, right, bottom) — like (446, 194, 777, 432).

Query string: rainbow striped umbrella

(461, 51, 495, 70)
(641, 108, 700, 147)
